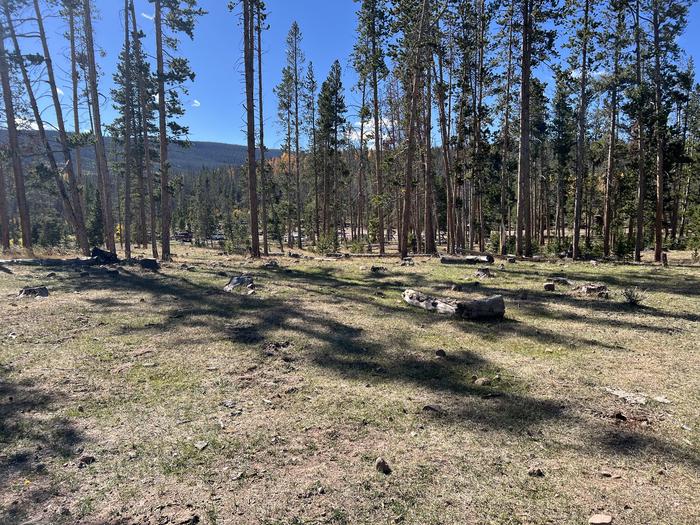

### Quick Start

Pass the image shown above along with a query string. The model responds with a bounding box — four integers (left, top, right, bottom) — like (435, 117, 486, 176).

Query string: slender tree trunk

(293, 37, 302, 249)
(256, 3, 268, 255)
(243, 0, 260, 256)
(400, 0, 430, 259)
(0, 17, 31, 252)
(500, 0, 515, 256)
(69, 7, 86, 216)
(434, 55, 455, 254)
(155, 0, 172, 259)
(130, 2, 158, 259)
(83, 0, 116, 253)
(634, 0, 646, 262)
(29, 0, 90, 255)
(516, 0, 531, 257)
(424, 68, 436, 253)
(370, 5, 385, 254)
(652, 0, 664, 263)
(603, 9, 622, 257)
(0, 163, 9, 251)
(122, 0, 133, 259)
(572, 0, 590, 260)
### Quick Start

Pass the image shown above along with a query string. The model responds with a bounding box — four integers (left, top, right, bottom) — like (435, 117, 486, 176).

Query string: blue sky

(34, 0, 700, 147)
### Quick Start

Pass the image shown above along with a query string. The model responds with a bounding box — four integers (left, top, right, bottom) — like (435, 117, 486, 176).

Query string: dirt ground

(0, 246, 698, 525)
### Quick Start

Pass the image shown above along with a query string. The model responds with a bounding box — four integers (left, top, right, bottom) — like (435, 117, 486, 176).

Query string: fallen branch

(402, 289, 505, 320)
(440, 255, 494, 265)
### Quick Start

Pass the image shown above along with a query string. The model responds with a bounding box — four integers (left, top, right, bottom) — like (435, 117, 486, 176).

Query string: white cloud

(191, 99, 201, 108)
(16, 118, 39, 131)
(56, 87, 64, 97)
(141, 12, 154, 20)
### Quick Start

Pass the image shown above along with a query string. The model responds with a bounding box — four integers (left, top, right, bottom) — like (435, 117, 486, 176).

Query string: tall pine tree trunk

(83, 0, 116, 253)
(652, 0, 664, 263)
(572, 0, 590, 260)
(516, 0, 531, 257)
(243, 0, 260, 256)
(0, 163, 9, 251)
(0, 16, 31, 252)
(424, 68, 436, 253)
(633, 0, 646, 262)
(123, 0, 133, 259)
(256, 3, 269, 255)
(155, 0, 172, 260)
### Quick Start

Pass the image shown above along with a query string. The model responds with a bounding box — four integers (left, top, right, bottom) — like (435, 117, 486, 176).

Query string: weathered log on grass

(402, 289, 505, 320)
(91, 247, 119, 265)
(18, 286, 49, 298)
(440, 255, 494, 265)
(0, 257, 98, 268)
(0, 263, 12, 274)
(224, 275, 254, 292)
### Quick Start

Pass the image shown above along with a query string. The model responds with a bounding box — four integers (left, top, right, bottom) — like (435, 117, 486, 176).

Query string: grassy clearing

(0, 247, 698, 524)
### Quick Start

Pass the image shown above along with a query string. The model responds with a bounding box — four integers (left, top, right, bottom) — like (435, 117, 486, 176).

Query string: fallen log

(402, 289, 505, 320)
(440, 255, 494, 265)
(0, 263, 12, 274)
(91, 247, 119, 265)
(18, 286, 49, 298)
(224, 275, 254, 292)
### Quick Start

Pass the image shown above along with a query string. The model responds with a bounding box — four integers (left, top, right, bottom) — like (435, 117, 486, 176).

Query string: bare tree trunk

(500, 0, 515, 256)
(424, 68, 436, 253)
(371, 4, 385, 254)
(634, 0, 646, 262)
(0, 17, 31, 252)
(652, 0, 664, 263)
(122, 0, 133, 259)
(29, 0, 90, 255)
(83, 0, 116, 253)
(155, 0, 172, 259)
(243, 0, 260, 256)
(256, 3, 268, 255)
(399, 0, 429, 259)
(434, 54, 455, 254)
(0, 163, 9, 251)
(130, 2, 158, 259)
(572, 0, 590, 260)
(603, 9, 621, 257)
(516, 0, 531, 257)
(69, 6, 86, 216)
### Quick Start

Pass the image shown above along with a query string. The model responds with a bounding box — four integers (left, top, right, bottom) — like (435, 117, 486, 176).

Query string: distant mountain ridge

(0, 129, 280, 172)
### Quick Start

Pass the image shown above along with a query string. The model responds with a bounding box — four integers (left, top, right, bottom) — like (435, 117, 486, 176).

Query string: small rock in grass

(78, 455, 95, 468)
(375, 456, 392, 475)
(544, 282, 556, 292)
(435, 349, 447, 358)
(588, 514, 613, 524)
(194, 441, 209, 451)
(528, 466, 544, 477)
(422, 404, 444, 413)
(474, 377, 491, 387)
(46, 272, 56, 278)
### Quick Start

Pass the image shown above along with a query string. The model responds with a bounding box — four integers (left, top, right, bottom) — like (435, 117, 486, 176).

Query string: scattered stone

(528, 466, 544, 477)
(507, 257, 517, 263)
(576, 283, 609, 299)
(400, 258, 414, 267)
(475, 268, 492, 279)
(371, 266, 388, 273)
(224, 275, 254, 292)
(605, 387, 647, 405)
(422, 404, 444, 413)
(588, 514, 613, 524)
(221, 399, 236, 409)
(435, 349, 447, 358)
(18, 286, 49, 298)
(46, 272, 56, 278)
(138, 258, 160, 271)
(288, 252, 301, 259)
(263, 260, 279, 269)
(474, 377, 492, 387)
(375, 456, 392, 475)
(194, 441, 209, 451)
(652, 395, 671, 404)
(544, 282, 556, 292)
(78, 455, 95, 468)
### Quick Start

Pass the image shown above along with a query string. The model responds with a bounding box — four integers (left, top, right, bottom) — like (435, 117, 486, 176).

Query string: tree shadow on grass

(14, 262, 698, 479)
(0, 370, 83, 524)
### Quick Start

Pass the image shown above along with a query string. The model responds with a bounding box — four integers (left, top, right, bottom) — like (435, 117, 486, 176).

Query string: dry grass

(1, 246, 698, 525)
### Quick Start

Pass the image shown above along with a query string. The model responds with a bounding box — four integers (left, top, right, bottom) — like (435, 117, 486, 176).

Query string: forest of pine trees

(1, 0, 699, 262)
